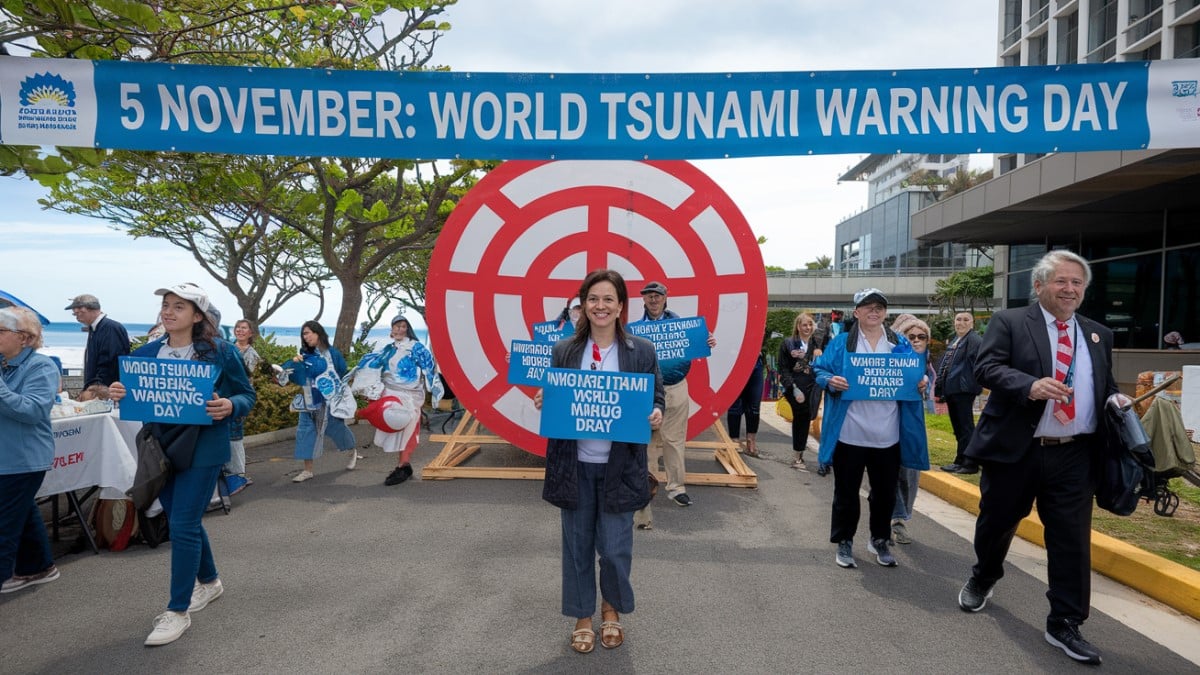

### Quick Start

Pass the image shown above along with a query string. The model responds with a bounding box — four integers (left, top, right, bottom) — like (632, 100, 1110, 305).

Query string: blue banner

(841, 352, 925, 402)
(4, 57, 1200, 159)
(531, 320, 573, 344)
(539, 368, 655, 444)
(117, 356, 217, 424)
(627, 316, 711, 362)
(508, 339, 553, 386)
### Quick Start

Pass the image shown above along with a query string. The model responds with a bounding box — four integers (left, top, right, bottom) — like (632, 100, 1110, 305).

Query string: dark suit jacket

(84, 315, 131, 387)
(938, 330, 983, 396)
(965, 304, 1118, 464)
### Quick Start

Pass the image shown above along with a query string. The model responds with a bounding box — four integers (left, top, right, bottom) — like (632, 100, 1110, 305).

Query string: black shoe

(671, 492, 692, 507)
(940, 463, 963, 473)
(816, 464, 830, 477)
(958, 577, 994, 612)
(957, 463, 980, 475)
(384, 465, 412, 486)
(1045, 620, 1102, 665)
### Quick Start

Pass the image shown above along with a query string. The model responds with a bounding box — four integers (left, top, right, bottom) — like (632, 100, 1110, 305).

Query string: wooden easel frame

(421, 411, 757, 488)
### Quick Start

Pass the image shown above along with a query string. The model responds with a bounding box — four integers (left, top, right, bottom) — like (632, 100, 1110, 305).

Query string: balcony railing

(1124, 8, 1163, 44)
(767, 266, 966, 279)
(1001, 25, 1023, 50)
(1027, 3, 1051, 29)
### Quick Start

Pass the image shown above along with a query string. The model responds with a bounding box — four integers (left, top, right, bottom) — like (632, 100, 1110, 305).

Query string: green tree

(763, 308, 799, 370)
(931, 266, 994, 314)
(804, 255, 833, 270)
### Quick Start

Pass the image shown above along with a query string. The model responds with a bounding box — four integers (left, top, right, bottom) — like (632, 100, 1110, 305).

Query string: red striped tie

(1053, 321, 1075, 423)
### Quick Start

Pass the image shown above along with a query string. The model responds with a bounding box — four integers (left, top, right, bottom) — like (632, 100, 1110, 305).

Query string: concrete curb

(919, 470, 1200, 621)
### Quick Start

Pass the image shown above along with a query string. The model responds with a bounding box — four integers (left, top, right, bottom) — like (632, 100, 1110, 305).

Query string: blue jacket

(542, 334, 665, 513)
(0, 347, 58, 474)
(132, 337, 256, 468)
(812, 326, 930, 471)
(282, 346, 348, 406)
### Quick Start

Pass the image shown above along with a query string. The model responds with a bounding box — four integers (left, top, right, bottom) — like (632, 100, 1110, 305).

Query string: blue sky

(0, 0, 998, 327)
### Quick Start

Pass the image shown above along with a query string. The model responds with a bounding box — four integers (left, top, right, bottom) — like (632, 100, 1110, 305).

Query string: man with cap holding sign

(635, 281, 715, 510)
(812, 288, 928, 570)
(66, 293, 130, 389)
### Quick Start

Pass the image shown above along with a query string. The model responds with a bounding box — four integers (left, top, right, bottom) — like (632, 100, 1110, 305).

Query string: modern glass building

(911, 0, 1200, 383)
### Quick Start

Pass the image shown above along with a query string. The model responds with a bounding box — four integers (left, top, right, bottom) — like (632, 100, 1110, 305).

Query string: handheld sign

(539, 368, 655, 444)
(508, 340, 553, 386)
(531, 320, 574, 344)
(118, 356, 217, 424)
(626, 316, 711, 362)
(841, 352, 925, 401)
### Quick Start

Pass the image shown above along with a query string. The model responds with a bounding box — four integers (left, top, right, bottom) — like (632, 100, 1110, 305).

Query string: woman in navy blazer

(110, 282, 255, 647)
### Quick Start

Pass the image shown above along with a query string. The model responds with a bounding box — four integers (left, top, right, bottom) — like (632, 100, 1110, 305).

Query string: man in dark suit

(956, 251, 1128, 666)
(936, 311, 983, 474)
(66, 294, 130, 388)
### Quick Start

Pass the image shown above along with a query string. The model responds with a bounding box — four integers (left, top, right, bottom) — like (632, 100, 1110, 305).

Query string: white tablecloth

(36, 412, 141, 500)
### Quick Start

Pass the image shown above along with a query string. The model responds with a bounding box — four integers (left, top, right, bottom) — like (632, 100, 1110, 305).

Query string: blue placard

(7, 57, 1200, 160)
(627, 316, 710, 362)
(539, 368, 655, 444)
(117, 356, 217, 424)
(531, 320, 574, 344)
(508, 339, 553, 386)
(841, 352, 925, 401)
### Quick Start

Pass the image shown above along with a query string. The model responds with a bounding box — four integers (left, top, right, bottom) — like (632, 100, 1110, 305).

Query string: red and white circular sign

(426, 160, 767, 456)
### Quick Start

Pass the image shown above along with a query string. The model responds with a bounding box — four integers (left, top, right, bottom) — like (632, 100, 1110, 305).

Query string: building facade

(911, 0, 1200, 385)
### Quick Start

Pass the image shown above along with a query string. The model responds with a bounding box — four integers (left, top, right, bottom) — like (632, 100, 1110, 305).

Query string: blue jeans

(0, 471, 53, 582)
(892, 467, 921, 521)
(293, 408, 356, 460)
(159, 464, 221, 612)
(560, 461, 635, 618)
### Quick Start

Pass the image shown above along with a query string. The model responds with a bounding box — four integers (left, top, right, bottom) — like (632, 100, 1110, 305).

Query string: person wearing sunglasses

(887, 314, 935, 545)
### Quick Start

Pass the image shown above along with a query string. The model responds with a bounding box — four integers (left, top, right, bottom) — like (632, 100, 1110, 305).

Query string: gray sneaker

(891, 520, 912, 545)
(835, 540, 856, 568)
(867, 538, 898, 567)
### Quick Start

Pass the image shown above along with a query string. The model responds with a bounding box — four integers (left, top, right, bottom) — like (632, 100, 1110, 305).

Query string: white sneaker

(144, 611, 190, 646)
(292, 470, 314, 483)
(346, 452, 359, 470)
(188, 578, 223, 612)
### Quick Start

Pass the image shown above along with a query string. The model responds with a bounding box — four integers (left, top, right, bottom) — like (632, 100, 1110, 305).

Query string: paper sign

(626, 316, 711, 362)
(508, 340, 553, 386)
(531, 320, 574, 344)
(117, 356, 216, 424)
(539, 368, 655, 444)
(840, 352, 925, 401)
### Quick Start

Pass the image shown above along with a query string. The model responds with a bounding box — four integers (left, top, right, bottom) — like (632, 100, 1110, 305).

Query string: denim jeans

(560, 461, 635, 618)
(293, 408, 356, 460)
(159, 464, 221, 612)
(0, 471, 53, 582)
(892, 467, 921, 521)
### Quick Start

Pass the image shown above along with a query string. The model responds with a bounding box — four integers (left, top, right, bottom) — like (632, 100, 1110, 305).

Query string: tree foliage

(804, 255, 833, 270)
(931, 266, 994, 314)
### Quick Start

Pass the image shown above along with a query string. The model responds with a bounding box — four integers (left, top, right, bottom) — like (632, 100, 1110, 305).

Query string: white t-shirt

(839, 330, 900, 448)
(576, 339, 619, 464)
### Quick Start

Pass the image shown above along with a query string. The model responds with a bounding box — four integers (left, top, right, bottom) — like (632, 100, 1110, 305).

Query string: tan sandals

(570, 627, 595, 654)
(600, 609, 624, 649)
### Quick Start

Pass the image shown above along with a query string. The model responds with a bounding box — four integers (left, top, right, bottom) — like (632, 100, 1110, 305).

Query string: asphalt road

(4, 419, 1198, 674)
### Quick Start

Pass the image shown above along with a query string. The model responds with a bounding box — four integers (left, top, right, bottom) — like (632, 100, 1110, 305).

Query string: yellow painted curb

(919, 470, 1200, 621)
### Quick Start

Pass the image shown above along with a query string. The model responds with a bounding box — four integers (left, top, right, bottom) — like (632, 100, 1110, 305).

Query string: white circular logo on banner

(426, 160, 767, 456)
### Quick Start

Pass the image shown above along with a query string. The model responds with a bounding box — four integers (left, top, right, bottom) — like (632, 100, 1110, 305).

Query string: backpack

(137, 509, 170, 548)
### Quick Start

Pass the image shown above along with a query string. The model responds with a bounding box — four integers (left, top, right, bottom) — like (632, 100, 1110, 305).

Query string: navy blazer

(965, 304, 1118, 464)
(938, 330, 983, 397)
(541, 333, 664, 513)
(85, 315, 131, 387)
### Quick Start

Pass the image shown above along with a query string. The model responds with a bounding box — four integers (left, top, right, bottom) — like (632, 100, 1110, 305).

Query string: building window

(1087, 0, 1118, 62)
(1030, 34, 1049, 65)
(1128, 43, 1162, 61)
(1125, 1, 1163, 44)
(1002, 0, 1022, 49)
(1176, 22, 1200, 59)
(998, 154, 1018, 175)
(1079, 252, 1162, 349)
(1167, 209, 1200, 247)
(1057, 12, 1079, 64)
(1162, 246, 1200, 349)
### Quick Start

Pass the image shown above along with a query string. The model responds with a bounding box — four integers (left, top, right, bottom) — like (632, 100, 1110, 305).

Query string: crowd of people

(0, 250, 1139, 663)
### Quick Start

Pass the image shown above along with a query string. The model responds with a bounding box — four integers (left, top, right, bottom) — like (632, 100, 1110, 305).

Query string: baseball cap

(65, 294, 101, 311)
(640, 281, 668, 295)
(853, 288, 888, 307)
(154, 282, 211, 313)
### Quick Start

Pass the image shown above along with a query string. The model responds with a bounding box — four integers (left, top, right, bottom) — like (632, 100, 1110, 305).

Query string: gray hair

(1031, 250, 1092, 292)
(0, 307, 44, 348)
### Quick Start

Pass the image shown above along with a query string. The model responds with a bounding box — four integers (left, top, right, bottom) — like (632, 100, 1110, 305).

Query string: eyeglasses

(907, 333, 929, 342)
(0, 328, 25, 335)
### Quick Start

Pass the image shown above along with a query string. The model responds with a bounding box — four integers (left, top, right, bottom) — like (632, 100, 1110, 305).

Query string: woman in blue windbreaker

(276, 321, 357, 483)
(812, 288, 929, 571)
(109, 282, 256, 647)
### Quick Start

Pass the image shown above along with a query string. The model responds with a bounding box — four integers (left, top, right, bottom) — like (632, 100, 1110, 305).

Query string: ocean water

(39, 321, 427, 371)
